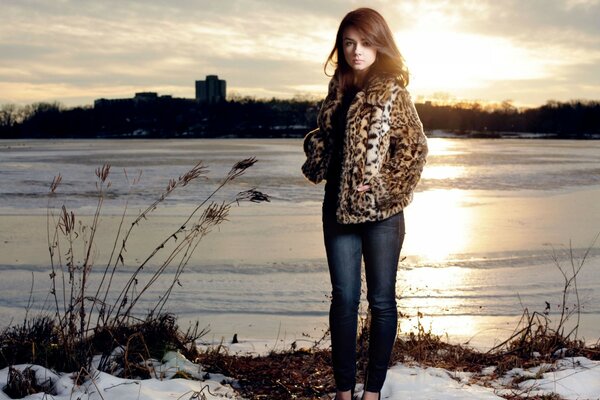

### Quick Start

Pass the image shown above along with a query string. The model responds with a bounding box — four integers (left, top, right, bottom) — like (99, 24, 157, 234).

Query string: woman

(302, 8, 428, 400)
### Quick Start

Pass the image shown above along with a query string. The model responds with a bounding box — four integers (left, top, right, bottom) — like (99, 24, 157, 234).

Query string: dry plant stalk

(488, 236, 598, 362)
(42, 157, 268, 374)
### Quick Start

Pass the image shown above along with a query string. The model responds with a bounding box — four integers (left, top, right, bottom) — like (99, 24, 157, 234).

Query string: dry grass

(197, 345, 335, 399)
(194, 316, 598, 400)
(1, 158, 269, 382)
(4, 366, 56, 398)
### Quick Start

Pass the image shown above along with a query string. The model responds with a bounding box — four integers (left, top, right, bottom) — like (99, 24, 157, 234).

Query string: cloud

(1, 0, 599, 106)
(386, 0, 600, 104)
(399, 0, 600, 42)
(1, 0, 343, 104)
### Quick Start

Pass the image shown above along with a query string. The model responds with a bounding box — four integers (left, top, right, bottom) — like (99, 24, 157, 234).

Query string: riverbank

(2, 318, 599, 399)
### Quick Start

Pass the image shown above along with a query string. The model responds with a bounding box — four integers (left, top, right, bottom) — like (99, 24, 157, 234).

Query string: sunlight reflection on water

(421, 165, 467, 180)
(407, 189, 474, 263)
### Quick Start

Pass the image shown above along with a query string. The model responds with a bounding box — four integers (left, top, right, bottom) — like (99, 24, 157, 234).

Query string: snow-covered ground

(0, 351, 236, 400)
(377, 357, 600, 400)
(2, 339, 599, 400)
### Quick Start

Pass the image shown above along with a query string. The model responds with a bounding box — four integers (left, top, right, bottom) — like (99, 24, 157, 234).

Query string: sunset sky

(1, 0, 599, 107)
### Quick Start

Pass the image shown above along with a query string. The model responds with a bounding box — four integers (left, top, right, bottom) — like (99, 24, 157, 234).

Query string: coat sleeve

(369, 88, 428, 206)
(301, 127, 327, 184)
(301, 78, 339, 184)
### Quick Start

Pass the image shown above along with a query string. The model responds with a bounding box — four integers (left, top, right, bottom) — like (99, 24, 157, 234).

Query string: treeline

(0, 97, 318, 139)
(1, 97, 599, 139)
(418, 100, 600, 137)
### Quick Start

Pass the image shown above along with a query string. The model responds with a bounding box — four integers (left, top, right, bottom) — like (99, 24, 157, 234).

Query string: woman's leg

(361, 212, 405, 393)
(323, 212, 362, 393)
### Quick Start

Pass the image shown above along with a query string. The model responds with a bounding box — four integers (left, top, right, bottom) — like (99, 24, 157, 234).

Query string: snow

(1, 342, 599, 399)
(0, 352, 235, 400)
(375, 364, 503, 399)
(513, 357, 600, 400)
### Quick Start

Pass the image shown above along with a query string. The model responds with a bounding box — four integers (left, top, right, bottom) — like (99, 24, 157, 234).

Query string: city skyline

(1, 0, 600, 108)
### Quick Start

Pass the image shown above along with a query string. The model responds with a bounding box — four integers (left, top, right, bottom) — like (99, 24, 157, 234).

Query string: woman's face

(342, 26, 377, 75)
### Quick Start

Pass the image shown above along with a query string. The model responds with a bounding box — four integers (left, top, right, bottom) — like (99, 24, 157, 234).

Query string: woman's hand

(356, 184, 371, 192)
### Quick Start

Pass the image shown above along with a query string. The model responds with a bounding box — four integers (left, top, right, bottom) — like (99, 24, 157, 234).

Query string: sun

(395, 27, 547, 99)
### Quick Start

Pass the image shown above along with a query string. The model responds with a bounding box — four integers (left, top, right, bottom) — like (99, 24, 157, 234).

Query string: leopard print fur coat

(302, 74, 428, 224)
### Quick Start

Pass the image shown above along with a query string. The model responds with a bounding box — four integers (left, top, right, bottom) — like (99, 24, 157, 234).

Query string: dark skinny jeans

(322, 198, 405, 393)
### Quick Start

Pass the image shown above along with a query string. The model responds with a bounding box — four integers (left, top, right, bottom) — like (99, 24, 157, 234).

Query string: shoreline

(3, 307, 599, 352)
(178, 312, 600, 351)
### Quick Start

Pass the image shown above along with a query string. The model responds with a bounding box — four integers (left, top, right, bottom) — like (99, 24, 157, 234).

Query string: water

(2, 139, 600, 210)
(1, 138, 599, 347)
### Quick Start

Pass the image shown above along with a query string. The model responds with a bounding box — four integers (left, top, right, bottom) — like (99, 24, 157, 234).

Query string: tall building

(195, 75, 226, 104)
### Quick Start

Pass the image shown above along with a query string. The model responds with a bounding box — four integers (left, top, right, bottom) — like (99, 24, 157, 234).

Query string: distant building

(133, 92, 158, 103)
(94, 97, 131, 108)
(195, 75, 226, 104)
(93, 75, 228, 108)
(94, 92, 177, 108)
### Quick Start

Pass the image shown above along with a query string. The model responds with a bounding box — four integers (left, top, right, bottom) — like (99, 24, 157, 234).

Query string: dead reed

(1, 158, 269, 387)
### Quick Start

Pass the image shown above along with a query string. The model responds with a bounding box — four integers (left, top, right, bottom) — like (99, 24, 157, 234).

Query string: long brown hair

(325, 8, 409, 91)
